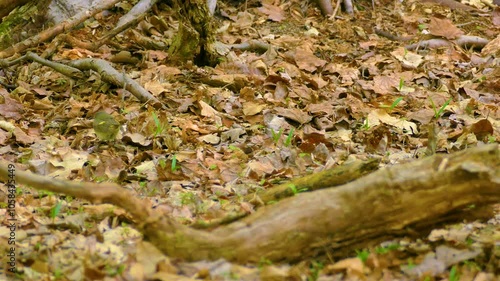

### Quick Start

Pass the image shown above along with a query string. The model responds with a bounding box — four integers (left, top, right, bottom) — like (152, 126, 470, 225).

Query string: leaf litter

(0, 0, 499, 280)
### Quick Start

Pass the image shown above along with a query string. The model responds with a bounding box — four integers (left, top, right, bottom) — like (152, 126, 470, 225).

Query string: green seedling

(180, 192, 197, 206)
(171, 154, 179, 172)
(209, 164, 218, 170)
(361, 119, 370, 130)
(105, 264, 125, 277)
(376, 243, 400, 254)
(449, 265, 460, 281)
(228, 145, 241, 151)
(308, 260, 324, 281)
(55, 78, 67, 86)
(429, 96, 452, 119)
(152, 111, 167, 137)
(53, 268, 64, 279)
(390, 97, 404, 110)
(487, 135, 496, 143)
(398, 78, 405, 91)
(50, 201, 63, 219)
(288, 184, 308, 195)
(158, 158, 167, 169)
(284, 127, 294, 147)
(380, 97, 404, 111)
(271, 128, 284, 144)
(356, 249, 370, 263)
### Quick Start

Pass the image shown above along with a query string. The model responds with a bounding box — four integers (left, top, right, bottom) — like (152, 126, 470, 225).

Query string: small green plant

(105, 264, 125, 277)
(356, 249, 370, 263)
(288, 184, 308, 195)
(284, 128, 294, 147)
(209, 164, 218, 170)
(308, 260, 324, 281)
(158, 158, 167, 169)
(390, 97, 404, 111)
(429, 96, 452, 119)
(375, 243, 400, 254)
(487, 135, 496, 143)
(50, 201, 63, 219)
(418, 24, 427, 31)
(55, 78, 67, 86)
(271, 128, 284, 144)
(398, 78, 405, 91)
(171, 154, 179, 172)
(53, 268, 64, 279)
(406, 258, 416, 269)
(180, 192, 197, 205)
(360, 119, 370, 130)
(228, 145, 241, 151)
(151, 111, 167, 137)
(449, 265, 460, 281)
(258, 258, 273, 268)
(380, 97, 404, 111)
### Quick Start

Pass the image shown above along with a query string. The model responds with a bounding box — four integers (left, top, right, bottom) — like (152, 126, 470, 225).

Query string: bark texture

(169, 0, 218, 65)
(140, 144, 500, 262)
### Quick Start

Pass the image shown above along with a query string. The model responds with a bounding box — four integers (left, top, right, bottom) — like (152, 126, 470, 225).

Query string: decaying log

(140, 144, 500, 262)
(246, 158, 380, 204)
(1, 144, 498, 263)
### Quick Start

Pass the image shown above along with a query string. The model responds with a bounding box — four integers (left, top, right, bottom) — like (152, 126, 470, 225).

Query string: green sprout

(449, 265, 460, 281)
(284, 127, 294, 147)
(381, 97, 404, 111)
(429, 96, 452, 119)
(271, 128, 283, 144)
(171, 154, 179, 172)
(308, 260, 324, 281)
(356, 249, 370, 263)
(50, 201, 63, 219)
(152, 111, 167, 137)
(288, 184, 308, 195)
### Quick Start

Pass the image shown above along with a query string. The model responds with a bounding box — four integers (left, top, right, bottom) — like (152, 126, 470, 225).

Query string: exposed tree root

(2, 144, 498, 263)
(405, 35, 490, 50)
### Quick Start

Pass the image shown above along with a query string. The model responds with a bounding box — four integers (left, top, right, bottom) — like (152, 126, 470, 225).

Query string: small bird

(93, 111, 120, 141)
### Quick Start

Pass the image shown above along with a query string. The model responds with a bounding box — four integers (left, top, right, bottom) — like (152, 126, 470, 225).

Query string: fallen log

(140, 144, 500, 262)
(1, 144, 498, 262)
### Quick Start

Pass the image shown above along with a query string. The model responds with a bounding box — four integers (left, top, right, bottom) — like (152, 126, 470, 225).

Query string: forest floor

(0, 0, 499, 280)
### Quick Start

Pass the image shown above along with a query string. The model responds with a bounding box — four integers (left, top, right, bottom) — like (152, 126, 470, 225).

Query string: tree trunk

(169, 0, 218, 66)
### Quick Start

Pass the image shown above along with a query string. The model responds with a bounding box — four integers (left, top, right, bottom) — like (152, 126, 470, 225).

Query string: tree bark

(140, 144, 500, 262)
(169, 0, 218, 66)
